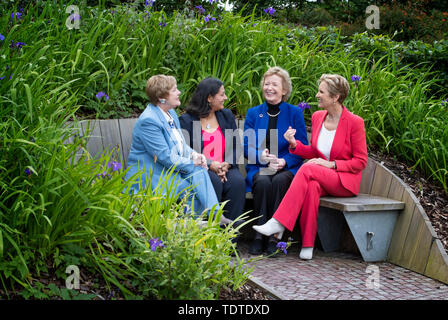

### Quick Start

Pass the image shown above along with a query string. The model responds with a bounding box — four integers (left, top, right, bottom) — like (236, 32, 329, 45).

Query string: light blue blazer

(125, 104, 218, 216)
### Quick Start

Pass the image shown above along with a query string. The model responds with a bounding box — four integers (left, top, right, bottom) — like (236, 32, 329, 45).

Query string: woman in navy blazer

(179, 77, 246, 221)
(244, 67, 308, 255)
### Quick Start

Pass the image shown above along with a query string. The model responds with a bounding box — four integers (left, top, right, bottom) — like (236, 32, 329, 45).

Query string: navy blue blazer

(243, 101, 308, 192)
(179, 108, 243, 167)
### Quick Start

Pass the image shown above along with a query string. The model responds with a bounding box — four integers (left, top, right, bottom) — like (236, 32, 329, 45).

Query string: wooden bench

(69, 118, 448, 283)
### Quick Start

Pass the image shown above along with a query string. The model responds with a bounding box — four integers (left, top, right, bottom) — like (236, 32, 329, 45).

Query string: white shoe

(252, 218, 285, 240)
(299, 247, 313, 260)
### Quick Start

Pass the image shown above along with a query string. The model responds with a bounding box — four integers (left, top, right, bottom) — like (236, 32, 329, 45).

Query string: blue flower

(9, 41, 26, 49)
(298, 101, 310, 111)
(71, 14, 81, 22)
(204, 14, 216, 23)
(442, 98, 448, 106)
(276, 242, 287, 254)
(107, 161, 122, 172)
(96, 91, 109, 101)
(0, 34, 5, 41)
(159, 21, 167, 27)
(145, 0, 154, 6)
(264, 7, 275, 16)
(351, 75, 361, 82)
(195, 5, 205, 14)
(24, 168, 32, 176)
(149, 238, 166, 251)
(10, 12, 22, 21)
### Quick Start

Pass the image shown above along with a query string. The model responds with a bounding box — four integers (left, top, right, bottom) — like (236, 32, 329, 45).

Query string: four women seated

(125, 69, 368, 260)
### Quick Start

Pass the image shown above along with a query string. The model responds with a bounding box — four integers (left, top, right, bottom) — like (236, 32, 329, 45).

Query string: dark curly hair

(186, 77, 224, 118)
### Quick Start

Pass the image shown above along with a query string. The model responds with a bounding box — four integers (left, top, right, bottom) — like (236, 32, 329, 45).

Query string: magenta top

(202, 126, 225, 163)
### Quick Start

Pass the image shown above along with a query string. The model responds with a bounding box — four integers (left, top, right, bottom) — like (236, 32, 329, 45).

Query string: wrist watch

(333, 161, 337, 169)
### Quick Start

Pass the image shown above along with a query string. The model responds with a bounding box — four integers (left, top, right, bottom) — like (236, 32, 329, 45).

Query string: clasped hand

(210, 161, 230, 182)
(261, 148, 286, 172)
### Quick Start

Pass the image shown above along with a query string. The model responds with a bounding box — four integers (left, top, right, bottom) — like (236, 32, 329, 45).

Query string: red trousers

(273, 163, 354, 248)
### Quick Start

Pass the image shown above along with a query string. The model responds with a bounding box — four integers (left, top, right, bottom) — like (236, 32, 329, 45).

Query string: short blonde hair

(145, 74, 177, 105)
(318, 74, 349, 104)
(261, 66, 293, 102)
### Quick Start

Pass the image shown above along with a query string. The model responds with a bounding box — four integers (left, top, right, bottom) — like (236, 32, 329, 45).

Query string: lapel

(153, 106, 183, 155)
(329, 106, 349, 160)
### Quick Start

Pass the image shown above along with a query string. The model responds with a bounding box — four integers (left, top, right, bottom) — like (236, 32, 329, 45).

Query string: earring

(160, 99, 166, 104)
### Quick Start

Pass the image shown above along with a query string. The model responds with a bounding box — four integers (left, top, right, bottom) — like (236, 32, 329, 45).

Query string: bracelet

(333, 161, 337, 169)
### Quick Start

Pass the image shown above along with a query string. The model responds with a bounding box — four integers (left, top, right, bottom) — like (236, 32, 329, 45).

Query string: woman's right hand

(192, 152, 208, 169)
(284, 126, 297, 149)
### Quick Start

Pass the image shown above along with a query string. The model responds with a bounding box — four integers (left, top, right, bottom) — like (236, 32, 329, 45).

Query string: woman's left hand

(307, 158, 334, 168)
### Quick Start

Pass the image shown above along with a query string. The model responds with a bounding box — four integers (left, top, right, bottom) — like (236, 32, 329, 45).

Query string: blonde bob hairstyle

(261, 66, 293, 102)
(145, 74, 177, 105)
(318, 74, 350, 104)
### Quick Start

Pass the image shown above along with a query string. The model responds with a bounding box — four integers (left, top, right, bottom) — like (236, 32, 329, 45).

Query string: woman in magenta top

(179, 78, 246, 222)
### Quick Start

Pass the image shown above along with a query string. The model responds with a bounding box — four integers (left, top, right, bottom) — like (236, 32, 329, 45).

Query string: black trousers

(252, 170, 294, 238)
(208, 167, 246, 220)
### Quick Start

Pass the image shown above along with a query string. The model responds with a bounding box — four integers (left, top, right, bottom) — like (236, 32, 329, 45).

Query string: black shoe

(248, 238, 264, 255)
(266, 237, 280, 258)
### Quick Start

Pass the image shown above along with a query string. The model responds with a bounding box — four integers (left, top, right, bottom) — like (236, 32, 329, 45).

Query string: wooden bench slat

(319, 194, 405, 212)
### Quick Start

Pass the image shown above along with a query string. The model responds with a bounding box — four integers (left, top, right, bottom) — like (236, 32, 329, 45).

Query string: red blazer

(290, 106, 368, 195)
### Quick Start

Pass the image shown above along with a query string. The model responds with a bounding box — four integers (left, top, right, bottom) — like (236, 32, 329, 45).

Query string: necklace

(206, 123, 211, 129)
(267, 110, 281, 117)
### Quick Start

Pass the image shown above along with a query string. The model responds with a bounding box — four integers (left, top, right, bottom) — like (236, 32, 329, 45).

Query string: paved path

(238, 241, 448, 300)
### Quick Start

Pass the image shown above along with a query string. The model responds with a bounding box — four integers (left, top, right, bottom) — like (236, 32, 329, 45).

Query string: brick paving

(238, 240, 448, 300)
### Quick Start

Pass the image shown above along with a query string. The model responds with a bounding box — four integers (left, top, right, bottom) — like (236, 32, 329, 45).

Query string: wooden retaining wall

(68, 118, 448, 285)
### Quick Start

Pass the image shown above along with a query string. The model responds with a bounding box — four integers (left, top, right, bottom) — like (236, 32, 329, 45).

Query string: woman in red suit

(253, 74, 368, 260)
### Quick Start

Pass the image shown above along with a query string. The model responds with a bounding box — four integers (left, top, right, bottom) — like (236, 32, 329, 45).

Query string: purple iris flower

(71, 14, 81, 22)
(24, 168, 32, 176)
(0, 76, 4, 80)
(10, 12, 22, 21)
(0, 34, 5, 41)
(107, 161, 122, 172)
(276, 242, 287, 254)
(298, 102, 310, 111)
(96, 91, 109, 101)
(264, 7, 275, 16)
(209, 0, 216, 3)
(149, 238, 166, 251)
(195, 5, 205, 14)
(351, 75, 361, 82)
(159, 21, 167, 27)
(145, 0, 154, 6)
(9, 41, 26, 49)
(204, 14, 216, 23)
